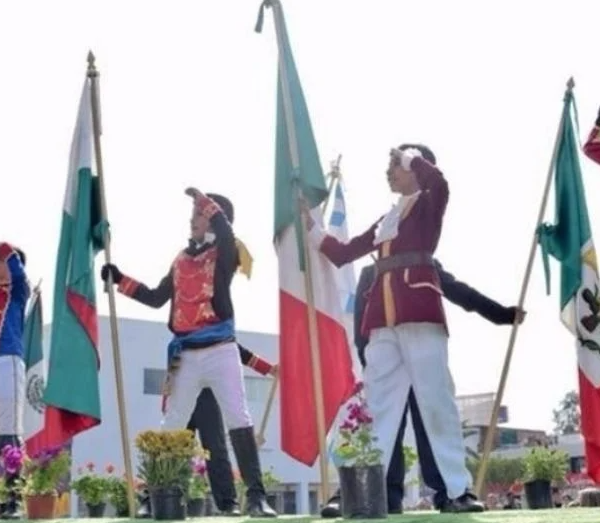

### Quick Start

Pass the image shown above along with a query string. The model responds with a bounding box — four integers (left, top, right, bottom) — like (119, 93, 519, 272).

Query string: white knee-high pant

(363, 322, 471, 500)
(162, 342, 253, 431)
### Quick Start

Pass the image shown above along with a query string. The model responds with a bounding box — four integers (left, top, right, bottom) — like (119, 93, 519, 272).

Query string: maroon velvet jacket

(584, 126, 600, 165)
(311, 156, 449, 337)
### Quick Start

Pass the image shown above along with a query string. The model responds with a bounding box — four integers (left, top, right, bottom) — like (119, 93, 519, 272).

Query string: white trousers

(0, 355, 25, 436)
(162, 342, 253, 431)
(363, 323, 471, 500)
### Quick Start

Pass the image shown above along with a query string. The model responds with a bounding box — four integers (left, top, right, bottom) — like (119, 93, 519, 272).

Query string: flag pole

(86, 51, 137, 519)
(474, 77, 574, 497)
(25, 279, 43, 319)
(256, 374, 280, 447)
(268, 0, 330, 504)
(321, 155, 342, 217)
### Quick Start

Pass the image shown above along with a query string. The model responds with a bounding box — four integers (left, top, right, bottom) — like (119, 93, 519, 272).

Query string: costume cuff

(248, 355, 273, 375)
(307, 225, 327, 249)
(117, 275, 141, 297)
(400, 148, 422, 171)
(195, 194, 221, 220)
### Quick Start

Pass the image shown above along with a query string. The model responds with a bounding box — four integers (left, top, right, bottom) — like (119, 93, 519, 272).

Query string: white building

(60, 316, 335, 516)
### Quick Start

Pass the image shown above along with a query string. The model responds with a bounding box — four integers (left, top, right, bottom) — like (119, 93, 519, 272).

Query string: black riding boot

(0, 475, 22, 520)
(229, 427, 277, 518)
(135, 489, 152, 519)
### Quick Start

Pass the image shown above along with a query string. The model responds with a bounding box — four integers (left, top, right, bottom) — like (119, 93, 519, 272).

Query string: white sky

(2, 0, 600, 433)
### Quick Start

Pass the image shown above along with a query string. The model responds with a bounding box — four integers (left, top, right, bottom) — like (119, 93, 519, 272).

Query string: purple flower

(190, 456, 207, 476)
(1, 445, 24, 475)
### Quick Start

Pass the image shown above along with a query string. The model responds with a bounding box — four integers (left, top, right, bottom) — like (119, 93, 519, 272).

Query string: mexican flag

(22, 288, 48, 456)
(259, 1, 355, 466)
(42, 77, 106, 448)
(538, 86, 600, 483)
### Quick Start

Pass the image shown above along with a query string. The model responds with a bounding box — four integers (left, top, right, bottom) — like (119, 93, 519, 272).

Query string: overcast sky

(2, 0, 600, 432)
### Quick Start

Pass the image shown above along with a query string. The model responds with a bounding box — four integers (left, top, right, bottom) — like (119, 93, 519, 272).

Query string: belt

(374, 251, 434, 275)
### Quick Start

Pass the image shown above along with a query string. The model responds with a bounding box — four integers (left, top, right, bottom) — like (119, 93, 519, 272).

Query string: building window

(244, 377, 271, 403)
(282, 491, 297, 514)
(309, 491, 319, 514)
(144, 368, 166, 395)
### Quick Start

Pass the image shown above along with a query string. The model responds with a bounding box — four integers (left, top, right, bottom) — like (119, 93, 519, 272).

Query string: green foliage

(553, 390, 581, 435)
(106, 477, 129, 514)
(0, 477, 7, 504)
(334, 395, 382, 467)
(22, 448, 71, 495)
(522, 447, 569, 482)
(403, 446, 418, 473)
(71, 474, 111, 505)
(466, 456, 525, 490)
(261, 469, 280, 490)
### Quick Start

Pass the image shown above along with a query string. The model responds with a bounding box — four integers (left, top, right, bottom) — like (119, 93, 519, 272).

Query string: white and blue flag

(325, 179, 361, 467)
(327, 182, 357, 316)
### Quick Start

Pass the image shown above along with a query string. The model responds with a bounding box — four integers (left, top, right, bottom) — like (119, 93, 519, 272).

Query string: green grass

(31, 508, 600, 523)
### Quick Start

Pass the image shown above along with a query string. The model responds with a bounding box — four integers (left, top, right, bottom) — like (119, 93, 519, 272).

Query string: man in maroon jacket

(304, 144, 482, 513)
(583, 107, 600, 165)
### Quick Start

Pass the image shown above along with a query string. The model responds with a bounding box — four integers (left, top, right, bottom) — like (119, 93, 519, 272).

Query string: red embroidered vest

(171, 248, 219, 333)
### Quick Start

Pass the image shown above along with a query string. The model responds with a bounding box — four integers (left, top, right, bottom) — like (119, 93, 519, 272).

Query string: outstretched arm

(238, 343, 277, 376)
(584, 107, 600, 165)
(0, 243, 25, 286)
(101, 263, 172, 309)
(192, 191, 238, 272)
(305, 215, 379, 267)
(438, 262, 521, 325)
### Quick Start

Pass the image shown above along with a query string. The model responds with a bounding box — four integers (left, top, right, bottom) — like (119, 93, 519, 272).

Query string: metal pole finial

(87, 51, 98, 78)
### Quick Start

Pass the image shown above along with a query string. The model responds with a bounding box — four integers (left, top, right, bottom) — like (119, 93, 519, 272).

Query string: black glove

(507, 306, 526, 325)
(101, 263, 123, 284)
(596, 106, 600, 127)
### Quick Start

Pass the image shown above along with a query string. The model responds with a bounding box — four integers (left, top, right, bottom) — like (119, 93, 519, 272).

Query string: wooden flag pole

(86, 52, 137, 519)
(474, 77, 574, 498)
(321, 155, 342, 217)
(256, 374, 280, 447)
(269, 0, 330, 504)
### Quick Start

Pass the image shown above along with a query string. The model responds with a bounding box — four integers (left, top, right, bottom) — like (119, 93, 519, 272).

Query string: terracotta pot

(26, 493, 58, 519)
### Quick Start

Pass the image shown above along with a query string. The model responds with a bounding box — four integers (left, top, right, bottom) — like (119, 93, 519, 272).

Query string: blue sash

(167, 319, 235, 369)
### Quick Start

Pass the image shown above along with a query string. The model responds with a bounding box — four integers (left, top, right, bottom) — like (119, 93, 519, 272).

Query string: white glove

(391, 147, 422, 171)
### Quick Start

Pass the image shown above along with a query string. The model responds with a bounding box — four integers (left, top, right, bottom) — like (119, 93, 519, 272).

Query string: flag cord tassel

(474, 77, 575, 497)
(86, 51, 138, 519)
(269, 0, 330, 504)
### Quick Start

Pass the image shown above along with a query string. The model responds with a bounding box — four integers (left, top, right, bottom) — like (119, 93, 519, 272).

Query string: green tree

(552, 390, 580, 435)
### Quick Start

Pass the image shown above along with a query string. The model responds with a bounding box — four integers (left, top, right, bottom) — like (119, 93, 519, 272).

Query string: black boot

(229, 427, 277, 518)
(438, 491, 485, 513)
(320, 491, 341, 518)
(135, 489, 152, 519)
(0, 475, 22, 520)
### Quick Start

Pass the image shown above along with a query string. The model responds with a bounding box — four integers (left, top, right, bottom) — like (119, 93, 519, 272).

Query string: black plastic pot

(149, 487, 187, 521)
(339, 465, 387, 519)
(524, 479, 553, 510)
(186, 497, 205, 517)
(86, 502, 106, 518)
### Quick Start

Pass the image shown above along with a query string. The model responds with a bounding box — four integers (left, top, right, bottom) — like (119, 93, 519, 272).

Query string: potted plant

(187, 451, 209, 517)
(71, 462, 112, 517)
(332, 391, 386, 519)
(107, 472, 145, 517)
(522, 447, 568, 509)
(135, 429, 197, 521)
(21, 446, 71, 519)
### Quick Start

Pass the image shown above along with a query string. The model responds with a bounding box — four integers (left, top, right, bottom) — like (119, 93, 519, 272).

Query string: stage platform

(31, 508, 600, 523)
